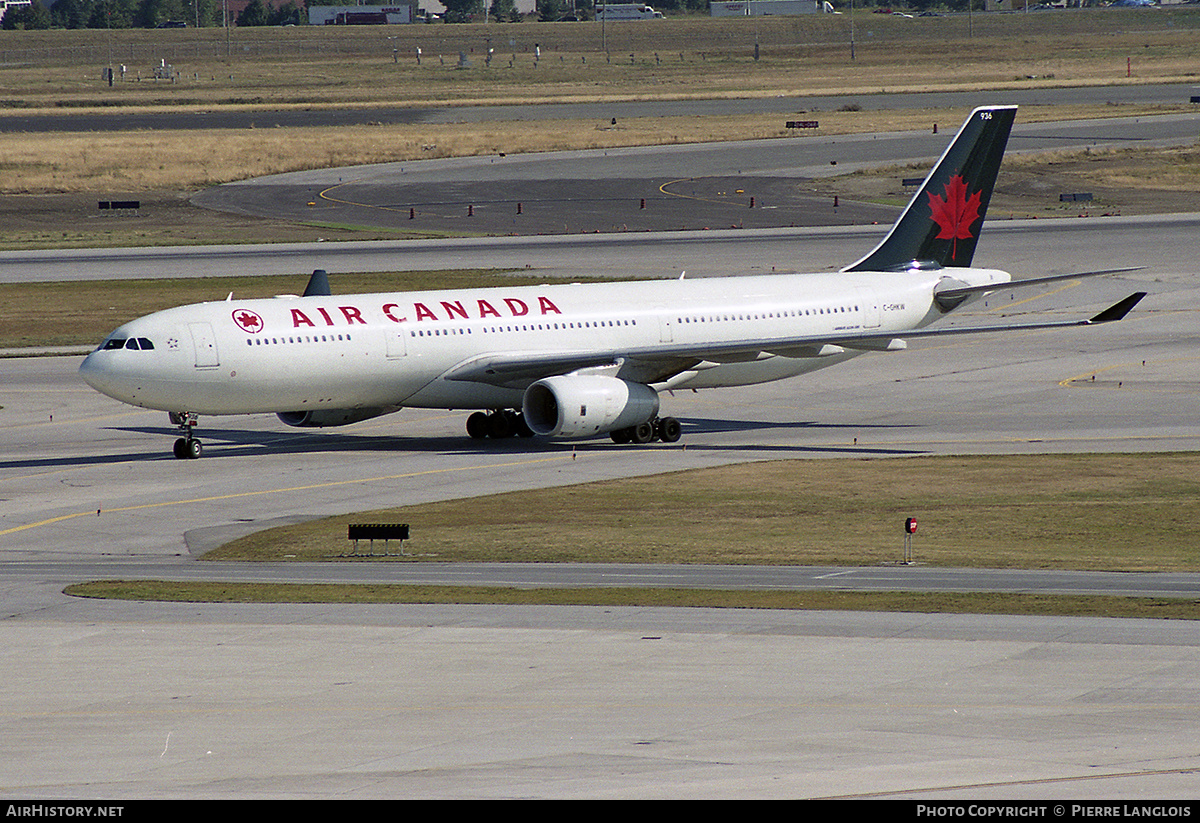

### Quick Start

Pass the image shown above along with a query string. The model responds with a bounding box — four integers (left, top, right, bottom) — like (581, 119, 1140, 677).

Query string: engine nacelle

(522, 375, 659, 439)
(277, 406, 398, 428)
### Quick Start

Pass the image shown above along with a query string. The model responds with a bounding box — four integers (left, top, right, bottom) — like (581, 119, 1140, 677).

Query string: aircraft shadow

(1, 418, 926, 471)
(681, 416, 915, 435)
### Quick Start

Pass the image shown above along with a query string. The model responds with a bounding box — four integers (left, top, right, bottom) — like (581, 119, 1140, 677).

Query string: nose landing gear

(169, 412, 202, 459)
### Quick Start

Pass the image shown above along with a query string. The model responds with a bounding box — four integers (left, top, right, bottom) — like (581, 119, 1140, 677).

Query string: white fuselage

(78, 267, 1007, 420)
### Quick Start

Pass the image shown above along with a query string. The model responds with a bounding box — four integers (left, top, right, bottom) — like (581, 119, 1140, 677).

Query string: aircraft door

(857, 289, 882, 329)
(188, 322, 220, 368)
(657, 311, 673, 343)
(385, 327, 408, 358)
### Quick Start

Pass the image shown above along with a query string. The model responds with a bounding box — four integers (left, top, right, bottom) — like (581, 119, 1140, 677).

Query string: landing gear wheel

(612, 417, 683, 445)
(466, 412, 490, 439)
(470, 410, 536, 441)
(487, 411, 515, 439)
(513, 413, 535, 438)
(631, 421, 656, 444)
(173, 437, 202, 460)
(170, 412, 202, 459)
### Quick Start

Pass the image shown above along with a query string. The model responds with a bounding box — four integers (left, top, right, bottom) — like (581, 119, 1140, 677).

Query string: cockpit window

(99, 337, 154, 351)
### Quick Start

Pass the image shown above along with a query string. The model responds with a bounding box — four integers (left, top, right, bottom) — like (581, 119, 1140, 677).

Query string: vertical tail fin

(303, 269, 331, 297)
(844, 105, 1017, 273)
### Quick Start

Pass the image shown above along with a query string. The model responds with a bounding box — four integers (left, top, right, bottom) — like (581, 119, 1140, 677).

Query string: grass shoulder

(62, 580, 1200, 621)
(206, 453, 1200, 572)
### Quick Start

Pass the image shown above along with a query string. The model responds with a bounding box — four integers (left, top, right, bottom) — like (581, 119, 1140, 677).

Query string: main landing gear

(466, 410, 535, 440)
(169, 412, 202, 459)
(464, 411, 682, 444)
(610, 416, 682, 445)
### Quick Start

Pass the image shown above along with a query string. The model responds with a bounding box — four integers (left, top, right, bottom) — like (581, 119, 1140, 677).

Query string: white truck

(710, 0, 821, 15)
(595, 4, 665, 19)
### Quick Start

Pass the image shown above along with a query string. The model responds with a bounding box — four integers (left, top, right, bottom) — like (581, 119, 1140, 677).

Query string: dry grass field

(1, 10, 1198, 199)
(3, 11, 1200, 110)
(2, 102, 1196, 196)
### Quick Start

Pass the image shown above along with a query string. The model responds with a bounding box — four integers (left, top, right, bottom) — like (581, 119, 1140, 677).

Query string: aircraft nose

(79, 349, 131, 401)
(78, 350, 109, 393)
(79, 328, 178, 409)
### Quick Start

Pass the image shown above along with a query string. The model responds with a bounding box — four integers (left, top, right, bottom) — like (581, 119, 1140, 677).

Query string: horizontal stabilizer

(934, 267, 1144, 313)
(935, 266, 1142, 301)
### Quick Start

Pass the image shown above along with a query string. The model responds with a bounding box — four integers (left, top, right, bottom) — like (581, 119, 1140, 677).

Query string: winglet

(1087, 292, 1146, 324)
(303, 269, 331, 297)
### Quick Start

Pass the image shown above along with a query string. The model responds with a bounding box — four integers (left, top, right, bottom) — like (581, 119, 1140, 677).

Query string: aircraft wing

(443, 293, 1146, 389)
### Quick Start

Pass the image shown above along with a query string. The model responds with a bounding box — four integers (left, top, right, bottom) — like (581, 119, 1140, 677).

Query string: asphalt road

(2, 83, 1196, 133)
(193, 111, 1200, 236)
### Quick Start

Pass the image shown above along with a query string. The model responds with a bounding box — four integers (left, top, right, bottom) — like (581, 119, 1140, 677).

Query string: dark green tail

(845, 105, 1017, 273)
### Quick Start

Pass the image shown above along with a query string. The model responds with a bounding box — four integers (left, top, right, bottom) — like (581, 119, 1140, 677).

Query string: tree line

(2, 0, 978, 32)
(2, 0, 304, 29)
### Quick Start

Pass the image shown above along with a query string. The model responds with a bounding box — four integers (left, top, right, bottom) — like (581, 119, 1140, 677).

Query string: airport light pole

(849, 0, 855, 61)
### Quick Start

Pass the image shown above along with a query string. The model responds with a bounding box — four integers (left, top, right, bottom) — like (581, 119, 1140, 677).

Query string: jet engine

(277, 406, 399, 428)
(522, 375, 659, 439)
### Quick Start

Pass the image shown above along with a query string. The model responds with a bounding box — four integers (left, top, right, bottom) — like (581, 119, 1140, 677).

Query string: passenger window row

(410, 319, 639, 337)
(677, 306, 858, 324)
(246, 334, 353, 346)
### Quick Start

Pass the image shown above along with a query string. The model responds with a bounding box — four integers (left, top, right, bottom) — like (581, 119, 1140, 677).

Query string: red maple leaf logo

(233, 310, 263, 333)
(928, 175, 982, 261)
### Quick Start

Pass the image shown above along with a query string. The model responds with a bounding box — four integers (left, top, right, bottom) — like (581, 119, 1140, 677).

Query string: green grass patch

(209, 454, 1200, 572)
(63, 580, 1200, 621)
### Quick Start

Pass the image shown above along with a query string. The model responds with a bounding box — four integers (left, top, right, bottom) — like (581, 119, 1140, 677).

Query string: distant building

(710, 0, 824, 15)
(308, 3, 418, 24)
(0, 0, 32, 22)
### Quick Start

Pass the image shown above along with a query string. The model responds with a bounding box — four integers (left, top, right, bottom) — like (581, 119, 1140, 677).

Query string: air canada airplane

(81, 105, 1145, 459)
